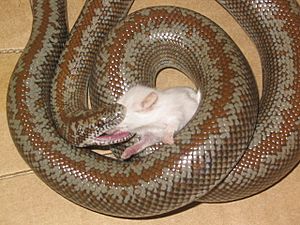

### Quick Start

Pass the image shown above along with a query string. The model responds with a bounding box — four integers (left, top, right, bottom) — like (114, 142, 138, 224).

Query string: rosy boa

(7, 0, 300, 218)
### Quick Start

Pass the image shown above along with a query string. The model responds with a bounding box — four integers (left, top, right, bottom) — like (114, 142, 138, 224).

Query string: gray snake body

(7, 0, 300, 218)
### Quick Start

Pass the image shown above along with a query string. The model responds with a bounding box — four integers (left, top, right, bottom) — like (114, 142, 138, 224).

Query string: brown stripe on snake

(7, 0, 300, 218)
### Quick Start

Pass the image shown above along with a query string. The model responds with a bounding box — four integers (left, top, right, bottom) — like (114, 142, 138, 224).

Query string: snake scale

(7, 0, 300, 218)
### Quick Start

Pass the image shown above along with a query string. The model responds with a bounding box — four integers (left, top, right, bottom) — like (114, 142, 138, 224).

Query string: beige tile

(156, 68, 196, 90)
(0, 0, 32, 50)
(0, 54, 30, 176)
(67, 0, 85, 28)
(0, 167, 299, 225)
(0, 0, 85, 51)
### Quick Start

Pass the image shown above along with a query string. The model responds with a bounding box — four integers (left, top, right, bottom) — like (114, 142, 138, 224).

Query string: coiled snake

(7, 0, 300, 218)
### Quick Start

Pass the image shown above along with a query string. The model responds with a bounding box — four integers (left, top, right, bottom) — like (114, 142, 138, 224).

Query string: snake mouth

(95, 130, 134, 145)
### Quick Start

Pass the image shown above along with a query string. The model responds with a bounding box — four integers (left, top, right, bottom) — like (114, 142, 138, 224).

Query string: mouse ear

(141, 92, 158, 110)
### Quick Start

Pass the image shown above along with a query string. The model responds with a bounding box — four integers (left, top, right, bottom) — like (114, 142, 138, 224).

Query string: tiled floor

(1, 1, 299, 225)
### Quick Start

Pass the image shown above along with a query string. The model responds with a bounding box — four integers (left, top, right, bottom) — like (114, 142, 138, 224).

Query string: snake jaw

(94, 130, 134, 145)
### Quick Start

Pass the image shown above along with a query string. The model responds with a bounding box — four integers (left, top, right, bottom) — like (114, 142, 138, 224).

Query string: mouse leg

(121, 133, 158, 159)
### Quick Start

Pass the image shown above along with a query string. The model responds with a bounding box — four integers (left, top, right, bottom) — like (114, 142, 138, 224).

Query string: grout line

(0, 169, 33, 181)
(0, 48, 23, 54)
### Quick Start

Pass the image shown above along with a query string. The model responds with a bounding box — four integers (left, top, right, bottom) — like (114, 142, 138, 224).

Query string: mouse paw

(162, 133, 174, 144)
(121, 145, 141, 160)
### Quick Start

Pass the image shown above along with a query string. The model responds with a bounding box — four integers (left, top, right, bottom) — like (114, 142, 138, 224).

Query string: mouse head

(115, 86, 159, 132)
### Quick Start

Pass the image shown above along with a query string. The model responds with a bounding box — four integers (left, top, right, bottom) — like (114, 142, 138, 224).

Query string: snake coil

(7, 0, 300, 218)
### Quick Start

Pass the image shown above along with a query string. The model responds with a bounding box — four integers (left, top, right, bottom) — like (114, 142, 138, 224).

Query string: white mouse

(100, 85, 201, 159)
